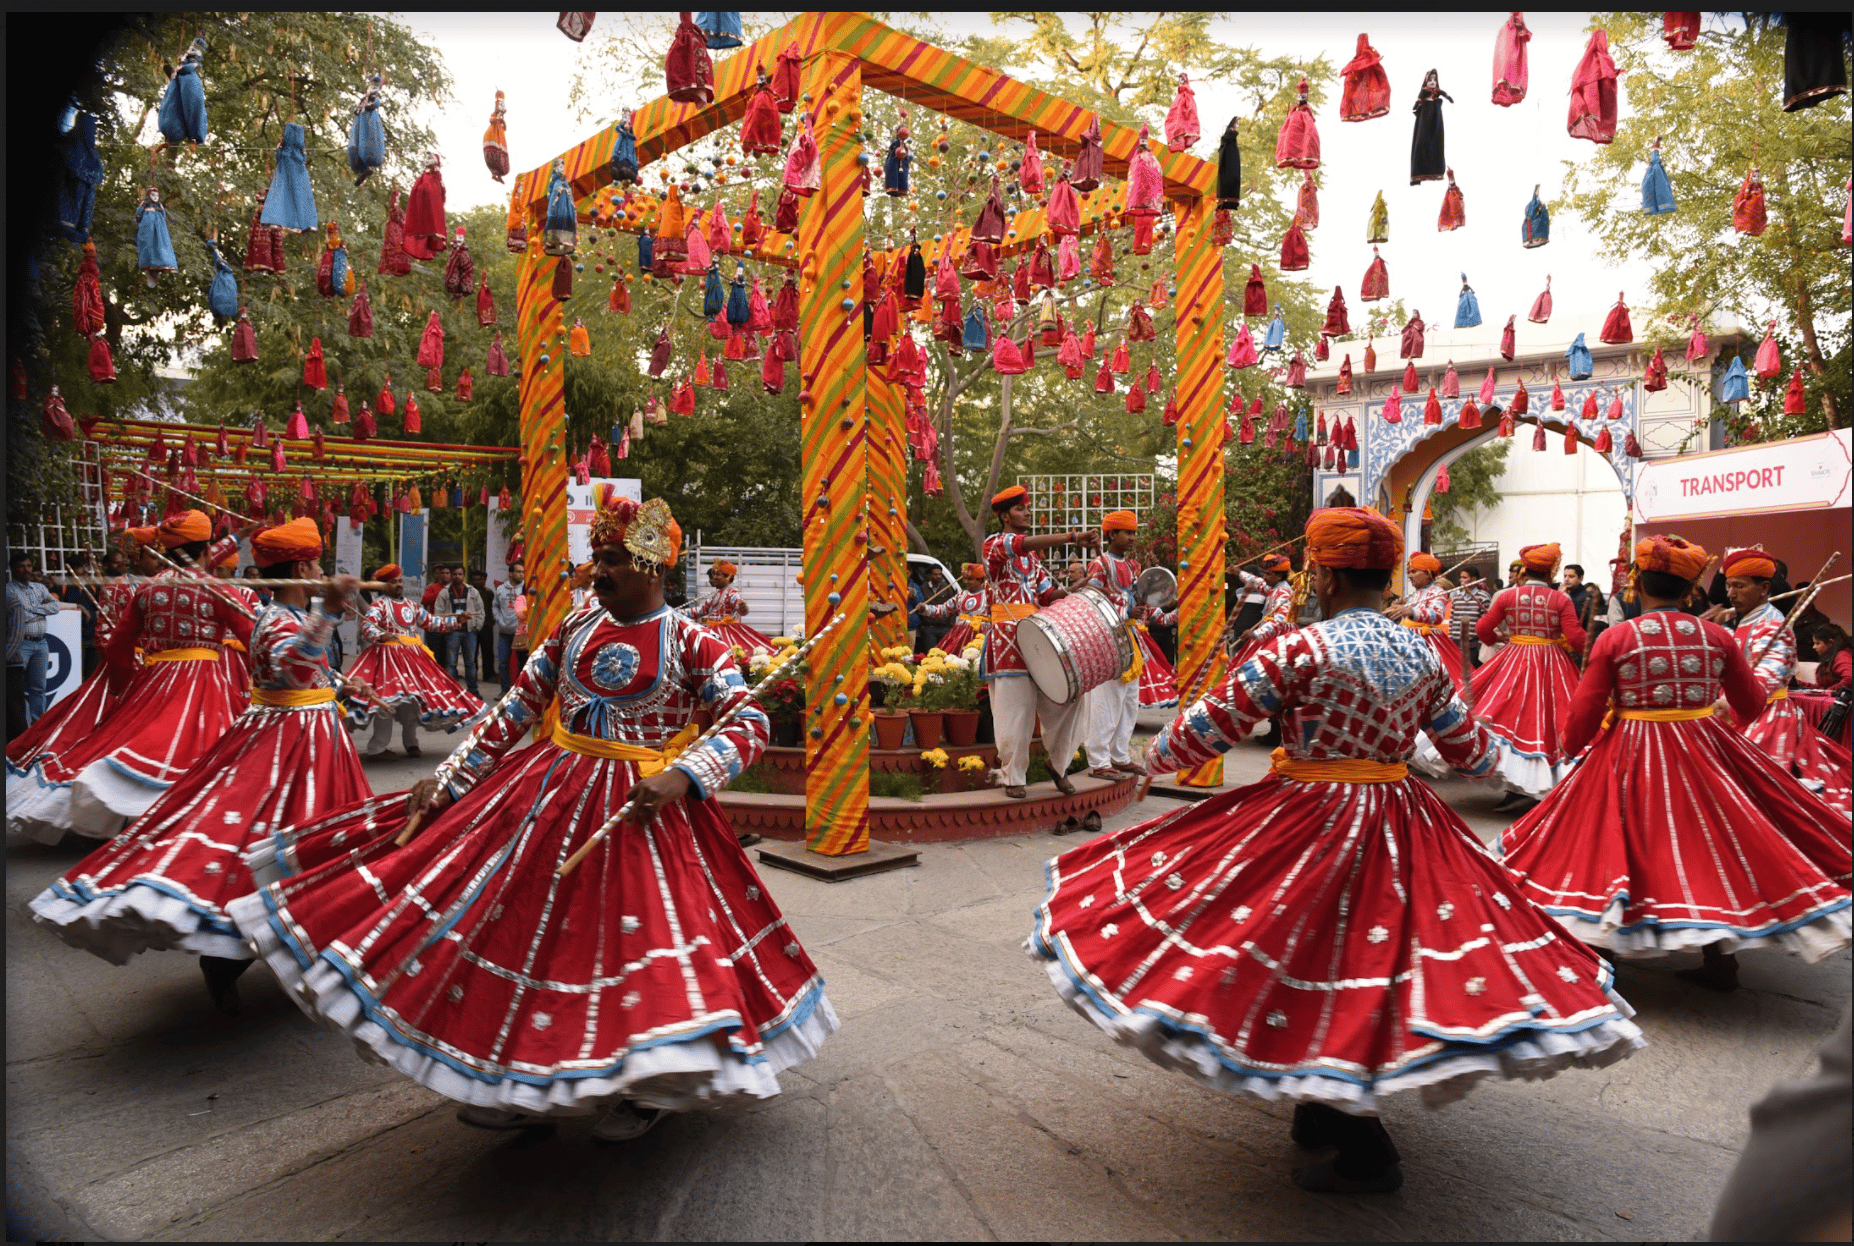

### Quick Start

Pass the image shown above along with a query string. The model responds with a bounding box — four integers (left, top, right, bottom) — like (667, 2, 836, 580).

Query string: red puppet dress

(30, 598, 371, 963)
(7, 539, 250, 844)
(1031, 607, 1642, 1113)
(1734, 603, 1853, 816)
(1501, 611, 1850, 960)
(230, 605, 836, 1117)
(1472, 581, 1586, 796)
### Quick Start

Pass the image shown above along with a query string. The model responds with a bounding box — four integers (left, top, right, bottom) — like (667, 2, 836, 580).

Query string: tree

(1559, 14, 1850, 433)
(1429, 439, 1510, 545)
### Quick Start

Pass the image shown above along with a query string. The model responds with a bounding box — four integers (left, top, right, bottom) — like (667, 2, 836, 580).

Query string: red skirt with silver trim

(6, 651, 245, 843)
(934, 619, 981, 659)
(228, 739, 837, 1115)
(343, 641, 479, 729)
(702, 619, 775, 657)
(1744, 698, 1853, 817)
(1134, 627, 1177, 708)
(29, 700, 371, 963)
(1410, 626, 1466, 694)
(1471, 641, 1579, 795)
(5, 663, 117, 772)
(1500, 714, 1851, 959)
(1029, 773, 1643, 1113)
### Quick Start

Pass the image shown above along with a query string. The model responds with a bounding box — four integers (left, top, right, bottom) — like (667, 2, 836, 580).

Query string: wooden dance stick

(1766, 573, 1852, 605)
(48, 572, 393, 592)
(1225, 531, 1309, 569)
(554, 611, 852, 878)
(1748, 551, 1842, 670)
(393, 678, 534, 847)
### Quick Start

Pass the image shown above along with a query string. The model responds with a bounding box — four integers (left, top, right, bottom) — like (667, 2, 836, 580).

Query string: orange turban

(991, 484, 1028, 513)
(373, 563, 403, 581)
(960, 562, 984, 578)
(665, 518, 683, 565)
(217, 548, 241, 569)
(1305, 507, 1403, 570)
(155, 509, 211, 548)
(251, 517, 325, 566)
(1101, 509, 1137, 532)
(1407, 552, 1442, 574)
(1634, 535, 1709, 582)
(1721, 547, 1776, 579)
(126, 526, 158, 548)
(1260, 553, 1292, 573)
(1519, 543, 1562, 573)
(713, 560, 737, 577)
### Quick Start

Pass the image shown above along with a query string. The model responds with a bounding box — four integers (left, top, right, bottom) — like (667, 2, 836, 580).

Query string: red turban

(713, 560, 737, 577)
(252, 517, 325, 566)
(991, 484, 1028, 513)
(1519, 543, 1562, 573)
(1101, 509, 1137, 532)
(1305, 507, 1403, 570)
(960, 562, 984, 578)
(1260, 553, 1292, 573)
(1634, 535, 1709, 582)
(1407, 552, 1442, 574)
(155, 509, 211, 548)
(1721, 547, 1776, 579)
(373, 563, 403, 581)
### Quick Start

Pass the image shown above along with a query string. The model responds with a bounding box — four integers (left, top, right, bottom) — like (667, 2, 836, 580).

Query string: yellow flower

(957, 754, 986, 772)
(773, 635, 797, 648)
(920, 748, 949, 768)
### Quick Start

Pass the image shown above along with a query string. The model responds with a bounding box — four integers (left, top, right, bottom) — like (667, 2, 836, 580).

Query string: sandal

(1088, 767, 1120, 780)
(1004, 786, 1028, 799)
(1052, 774, 1077, 796)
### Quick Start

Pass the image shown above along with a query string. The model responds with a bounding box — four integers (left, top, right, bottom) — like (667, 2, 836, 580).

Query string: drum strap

(990, 603, 1037, 624)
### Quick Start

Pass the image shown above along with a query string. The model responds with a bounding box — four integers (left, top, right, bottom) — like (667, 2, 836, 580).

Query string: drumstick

(1766, 573, 1851, 604)
(1748, 552, 1841, 671)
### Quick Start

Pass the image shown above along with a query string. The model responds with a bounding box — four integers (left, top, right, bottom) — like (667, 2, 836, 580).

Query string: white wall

(1451, 439, 1630, 585)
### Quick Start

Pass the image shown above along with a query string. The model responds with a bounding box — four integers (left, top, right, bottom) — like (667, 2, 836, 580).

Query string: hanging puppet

(260, 123, 318, 233)
(483, 90, 510, 182)
(1492, 12, 1531, 106)
(348, 74, 386, 186)
(157, 36, 209, 146)
(1642, 138, 1676, 215)
(1454, 274, 1482, 328)
(1340, 33, 1391, 120)
(1410, 70, 1452, 184)
(1522, 184, 1550, 246)
(1275, 77, 1320, 169)
(1568, 29, 1620, 144)
(403, 153, 448, 259)
(1438, 167, 1466, 231)
(135, 187, 177, 285)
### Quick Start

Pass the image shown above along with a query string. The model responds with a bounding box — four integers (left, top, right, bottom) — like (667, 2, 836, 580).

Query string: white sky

(401, 11, 1657, 329)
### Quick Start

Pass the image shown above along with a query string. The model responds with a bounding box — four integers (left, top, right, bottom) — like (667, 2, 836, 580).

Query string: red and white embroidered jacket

(251, 601, 341, 691)
(359, 595, 462, 646)
(1085, 550, 1143, 622)
(981, 531, 1060, 677)
(1238, 571, 1298, 645)
(103, 539, 252, 675)
(1562, 609, 1764, 754)
(919, 587, 990, 626)
(690, 584, 750, 623)
(1732, 601, 1794, 696)
(1475, 582, 1586, 650)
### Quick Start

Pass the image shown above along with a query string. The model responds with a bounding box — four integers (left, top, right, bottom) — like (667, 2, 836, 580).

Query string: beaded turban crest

(589, 484, 682, 570)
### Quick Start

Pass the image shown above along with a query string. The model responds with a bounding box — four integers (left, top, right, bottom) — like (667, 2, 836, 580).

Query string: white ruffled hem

(1491, 745, 1563, 798)
(6, 768, 78, 845)
(1030, 944, 1644, 1114)
(231, 890, 839, 1116)
(1548, 898, 1854, 963)
(65, 759, 163, 839)
(28, 883, 249, 965)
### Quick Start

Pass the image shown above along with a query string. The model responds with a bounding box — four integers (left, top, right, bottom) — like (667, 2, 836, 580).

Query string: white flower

(947, 656, 970, 671)
(962, 647, 982, 662)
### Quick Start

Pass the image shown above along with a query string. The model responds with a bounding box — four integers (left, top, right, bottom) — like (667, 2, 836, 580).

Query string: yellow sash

(386, 634, 436, 660)
(990, 602, 1037, 624)
(1119, 621, 1147, 684)
(1401, 619, 1444, 636)
(145, 647, 218, 663)
(252, 687, 337, 707)
(1767, 687, 1790, 703)
(957, 612, 988, 629)
(1270, 747, 1408, 783)
(1507, 634, 1563, 646)
(707, 616, 740, 625)
(552, 721, 702, 776)
(1620, 707, 1713, 722)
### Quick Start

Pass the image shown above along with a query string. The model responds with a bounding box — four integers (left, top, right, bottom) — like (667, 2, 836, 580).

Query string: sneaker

(456, 1105, 550, 1130)
(591, 1100, 666, 1142)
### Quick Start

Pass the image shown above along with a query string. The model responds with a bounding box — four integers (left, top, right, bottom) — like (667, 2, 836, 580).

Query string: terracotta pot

(871, 711, 908, 751)
(942, 709, 981, 746)
(909, 710, 945, 749)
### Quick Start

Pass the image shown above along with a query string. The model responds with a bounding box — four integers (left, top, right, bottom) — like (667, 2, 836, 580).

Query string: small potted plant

(956, 752, 990, 790)
(869, 646, 914, 751)
(748, 638, 807, 748)
(936, 644, 983, 746)
(905, 649, 950, 749)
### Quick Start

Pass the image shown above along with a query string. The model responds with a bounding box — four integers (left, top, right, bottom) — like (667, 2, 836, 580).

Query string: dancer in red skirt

(1500, 537, 1850, 993)
(5, 531, 152, 781)
(1132, 604, 1178, 709)
(1226, 554, 1296, 668)
(29, 519, 375, 1011)
(917, 562, 989, 659)
(1032, 508, 1641, 1194)
(1722, 547, 1853, 816)
(230, 493, 835, 1143)
(688, 559, 773, 655)
(1472, 543, 1585, 803)
(1387, 552, 1466, 693)
(346, 565, 478, 758)
(212, 547, 258, 702)
(7, 511, 248, 844)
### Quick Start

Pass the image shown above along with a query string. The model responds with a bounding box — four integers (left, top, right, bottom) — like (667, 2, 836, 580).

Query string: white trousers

(989, 675, 1086, 787)
(365, 702, 422, 754)
(1085, 675, 1140, 767)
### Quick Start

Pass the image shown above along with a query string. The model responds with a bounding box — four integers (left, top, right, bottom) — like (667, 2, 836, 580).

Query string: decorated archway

(505, 13, 1228, 857)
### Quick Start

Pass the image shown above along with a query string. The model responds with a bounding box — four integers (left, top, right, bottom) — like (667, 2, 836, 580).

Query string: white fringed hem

(6, 768, 78, 845)
(66, 759, 165, 839)
(1491, 745, 1563, 798)
(230, 890, 839, 1117)
(28, 883, 250, 965)
(1029, 942, 1644, 1114)
(1545, 898, 1853, 964)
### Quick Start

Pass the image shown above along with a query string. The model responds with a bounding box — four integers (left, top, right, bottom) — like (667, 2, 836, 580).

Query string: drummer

(1084, 510, 1150, 780)
(982, 485, 1098, 800)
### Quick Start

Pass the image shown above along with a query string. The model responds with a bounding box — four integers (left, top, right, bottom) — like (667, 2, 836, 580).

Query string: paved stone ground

(7, 709, 1848, 1241)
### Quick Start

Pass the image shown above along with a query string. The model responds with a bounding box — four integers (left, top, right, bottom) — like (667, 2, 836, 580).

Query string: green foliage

(868, 769, 926, 801)
(1559, 13, 1850, 431)
(1429, 439, 1511, 545)
(727, 759, 776, 794)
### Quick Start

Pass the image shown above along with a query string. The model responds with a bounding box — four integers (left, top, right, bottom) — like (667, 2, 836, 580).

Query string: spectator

(8, 552, 63, 727)
(242, 564, 272, 607)
(1064, 558, 1089, 591)
(432, 564, 484, 697)
(1451, 569, 1492, 671)
(663, 568, 688, 610)
(492, 561, 525, 690)
(421, 566, 447, 653)
(1562, 563, 1605, 666)
(58, 552, 101, 677)
(1815, 624, 1852, 692)
(469, 567, 496, 685)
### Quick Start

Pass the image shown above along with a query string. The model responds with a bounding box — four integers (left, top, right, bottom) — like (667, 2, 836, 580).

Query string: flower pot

(871, 711, 908, 751)
(942, 709, 981, 746)
(691, 708, 715, 731)
(908, 710, 945, 750)
(771, 718, 802, 748)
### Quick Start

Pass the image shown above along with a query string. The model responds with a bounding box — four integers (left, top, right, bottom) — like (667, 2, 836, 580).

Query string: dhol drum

(1017, 587, 1135, 705)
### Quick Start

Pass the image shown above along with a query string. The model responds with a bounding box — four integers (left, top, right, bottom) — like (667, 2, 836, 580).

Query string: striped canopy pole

(865, 367, 908, 654)
(797, 48, 872, 856)
(1170, 194, 1227, 788)
(514, 237, 572, 645)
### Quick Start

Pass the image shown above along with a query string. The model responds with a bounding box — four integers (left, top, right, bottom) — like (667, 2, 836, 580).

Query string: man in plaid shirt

(1450, 569, 1493, 671)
